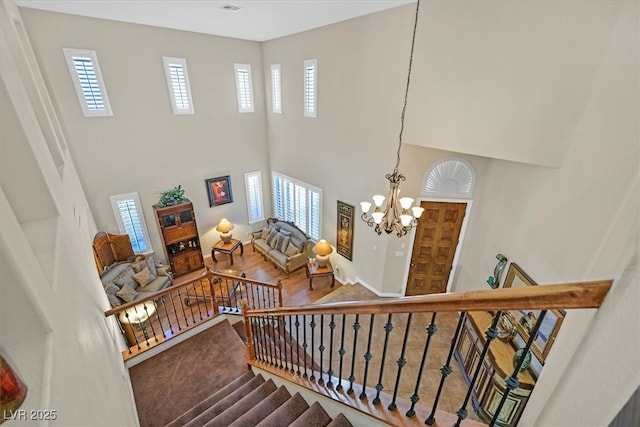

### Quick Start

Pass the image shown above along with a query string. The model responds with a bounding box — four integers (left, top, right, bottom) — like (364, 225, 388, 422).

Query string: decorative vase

(0, 355, 28, 422)
(513, 349, 532, 371)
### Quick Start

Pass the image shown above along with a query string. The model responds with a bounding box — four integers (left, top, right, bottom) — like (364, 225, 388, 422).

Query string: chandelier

(360, 0, 424, 237)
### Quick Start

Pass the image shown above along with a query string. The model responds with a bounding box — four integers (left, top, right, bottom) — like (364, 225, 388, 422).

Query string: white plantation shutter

(162, 57, 194, 114)
(109, 192, 152, 254)
(271, 172, 322, 240)
(63, 48, 112, 117)
(234, 63, 254, 113)
(271, 64, 282, 114)
(303, 59, 317, 118)
(244, 171, 264, 224)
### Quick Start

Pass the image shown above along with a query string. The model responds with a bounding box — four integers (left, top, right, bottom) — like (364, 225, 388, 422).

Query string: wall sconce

(487, 253, 508, 288)
(216, 218, 234, 244)
(313, 240, 333, 268)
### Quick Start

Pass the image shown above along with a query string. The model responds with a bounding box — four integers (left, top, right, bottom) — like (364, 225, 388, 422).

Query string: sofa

(251, 218, 313, 275)
(92, 232, 173, 308)
(100, 255, 173, 307)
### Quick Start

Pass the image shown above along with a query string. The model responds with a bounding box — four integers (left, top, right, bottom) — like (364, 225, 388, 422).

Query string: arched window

(423, 158, 475, 197)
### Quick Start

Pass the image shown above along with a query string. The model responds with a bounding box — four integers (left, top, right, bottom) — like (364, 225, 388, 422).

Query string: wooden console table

(455, 311, 536, 427)
(211, 239, 244, 265)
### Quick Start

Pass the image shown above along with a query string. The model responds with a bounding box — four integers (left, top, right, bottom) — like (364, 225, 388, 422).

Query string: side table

(211, 239, 244, 265)
(306, 260, 335, 291)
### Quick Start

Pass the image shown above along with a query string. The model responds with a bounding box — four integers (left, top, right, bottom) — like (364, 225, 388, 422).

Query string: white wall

(19, 8, 272, 262)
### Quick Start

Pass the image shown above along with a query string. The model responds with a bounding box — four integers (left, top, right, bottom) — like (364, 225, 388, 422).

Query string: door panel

(406, 201, 466, 296)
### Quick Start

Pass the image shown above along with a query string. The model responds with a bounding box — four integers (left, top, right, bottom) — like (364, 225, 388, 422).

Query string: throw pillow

(260, 227, 271, 240)
(114, 267, 137, 289)
(116, 284, 138, 303)
(103, 282, 121, 294)
(285, 241, 302, 257)
(279, 229, 292, 237)
(157, 265, 171, 277)
(132, 266, 156, 288)
(146, 256, 158, 277)
(266, 228, 280, 247)
(131, 259, 148, 273)
(276, 234, 291, 252)
(107, 293, 125, 308)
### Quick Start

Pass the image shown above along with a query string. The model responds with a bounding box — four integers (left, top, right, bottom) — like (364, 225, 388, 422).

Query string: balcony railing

(242, 280, 611, 426)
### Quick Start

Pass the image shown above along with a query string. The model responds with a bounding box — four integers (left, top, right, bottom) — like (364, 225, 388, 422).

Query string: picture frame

(205, 176, 233, 207)
(336, 201, 354, 261)
(503, 263, 565, 363)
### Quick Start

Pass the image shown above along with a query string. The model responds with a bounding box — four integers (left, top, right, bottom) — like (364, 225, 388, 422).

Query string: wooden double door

(405, 201, 467, 296)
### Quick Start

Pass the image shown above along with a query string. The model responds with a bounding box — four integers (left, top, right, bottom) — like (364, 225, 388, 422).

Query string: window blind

(162, 57, 194, 114)
(272, 172, 322, 240)
(271, 64, 282, 114)
(63, 48, 112, 117)
(234, 64, 254, 113)
(109, 192, 152, 254)
(303, 59, 317, 118)
(244, 171, 264, 224)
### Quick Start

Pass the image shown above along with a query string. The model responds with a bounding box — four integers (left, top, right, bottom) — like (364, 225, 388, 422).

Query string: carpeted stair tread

(183, 374, 265, 427)
(203, 379, 278, 427)
(254, 392, 309, 427)
(327, 413, 353, 427)
(166, 370, 255, 427)
(289, 401, 332, 427)
(228, 385, 292, 427)
(232, 320, 246, 341)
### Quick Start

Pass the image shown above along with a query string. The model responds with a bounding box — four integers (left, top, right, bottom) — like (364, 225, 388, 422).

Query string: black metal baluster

(406, 312, 438, 417)
(273, 315, 284, 369)
(261, 286, 267, 310)
(122, 311, 141, 349)
(295, 315, 301, 375)
(453, 311, 502, 427)
(288, 315, 295, 373)
(142, 302, 159, 342)
(426, 311, 467, 425)
(159, 296, 174, 334)
(153, 300, 168, 338)
(224, 278, 232, 312)
(336, 314, 347, 391)
(327, 314, 336, 388)
(249, 283, 257, 310)
(270, 288, 276, 308)
(373, 314, 394, 404)
(236, 278, 244, 313)
(310, 315, 316, 381)
(192, 282, 204, 320)
(489, 310, 547, 427)
(360, 314, 375, 400)
(388, 312, 412, 410)
(167, 292, 183, 331)
(347, 314, 361, 395)
(185, 286, 197, 322)
(280, 316, 289, 371)
(250, 317, 262, 362)
(175, 289, 190, 327)
(318, 314, 325, 385)
(302, 315, 309, 379)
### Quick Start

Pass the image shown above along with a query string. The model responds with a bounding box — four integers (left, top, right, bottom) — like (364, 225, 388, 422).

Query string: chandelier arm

(394, 0, 421, 173)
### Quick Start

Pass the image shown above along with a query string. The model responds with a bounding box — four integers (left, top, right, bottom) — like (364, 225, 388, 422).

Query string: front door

(405, 201, 467, 296)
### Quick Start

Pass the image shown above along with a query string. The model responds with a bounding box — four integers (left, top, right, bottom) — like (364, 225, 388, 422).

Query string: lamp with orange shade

(313, 239, 333, 268)
(216, 218, 234, 244)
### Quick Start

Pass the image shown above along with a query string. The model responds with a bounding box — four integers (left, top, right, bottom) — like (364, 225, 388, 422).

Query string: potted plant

(157, 185, 186, 207)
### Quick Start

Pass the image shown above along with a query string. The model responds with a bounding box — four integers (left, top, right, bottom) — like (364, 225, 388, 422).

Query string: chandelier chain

(395, 0, 421, 174)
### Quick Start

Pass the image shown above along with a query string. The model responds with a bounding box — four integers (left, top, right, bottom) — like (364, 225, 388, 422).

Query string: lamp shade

(216, 218, 234, 233)
(313, 239, 333, 256)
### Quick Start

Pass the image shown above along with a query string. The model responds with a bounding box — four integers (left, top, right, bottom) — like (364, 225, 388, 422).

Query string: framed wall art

(205, 175, 233, 207)
(336, 200, 354, 261)
(503, 263, 565, 362)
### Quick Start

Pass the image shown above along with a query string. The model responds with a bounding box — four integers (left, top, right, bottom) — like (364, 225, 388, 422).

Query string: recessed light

(221, 4, 241, 11)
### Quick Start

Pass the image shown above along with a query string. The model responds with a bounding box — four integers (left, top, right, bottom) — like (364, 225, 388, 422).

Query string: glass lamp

(216, 218, 234, 244)
(313, 239, 333, 268)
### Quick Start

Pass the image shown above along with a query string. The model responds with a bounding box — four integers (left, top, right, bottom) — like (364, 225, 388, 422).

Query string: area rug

(129, 320, 249, 427)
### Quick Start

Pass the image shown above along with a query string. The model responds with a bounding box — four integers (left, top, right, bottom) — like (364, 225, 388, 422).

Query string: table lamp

(216, 218, 234, 244)
(313, 239, 333, 267)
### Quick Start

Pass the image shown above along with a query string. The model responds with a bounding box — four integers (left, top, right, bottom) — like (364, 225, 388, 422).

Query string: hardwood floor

(174, 243, 339, 307)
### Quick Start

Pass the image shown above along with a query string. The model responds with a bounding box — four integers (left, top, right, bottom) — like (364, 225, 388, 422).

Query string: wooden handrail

(246, 280, 612, 317)
(203, 266, 282, 290)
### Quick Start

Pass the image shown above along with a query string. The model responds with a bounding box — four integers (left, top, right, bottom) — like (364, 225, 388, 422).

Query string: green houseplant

(157, 185, 186, 207)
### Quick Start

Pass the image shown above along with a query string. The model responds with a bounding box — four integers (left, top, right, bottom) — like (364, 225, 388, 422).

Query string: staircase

(166, 370, 352, 427)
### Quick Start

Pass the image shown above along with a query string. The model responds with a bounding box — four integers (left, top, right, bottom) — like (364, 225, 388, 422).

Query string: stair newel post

(453, 310, 503, 427)
(277, 280, 283, 307)
(406, 312, 438, 418)
(388, 312, 413, 411)
(207, 271, 220, 316)
(489, 310, 547, 427)
(241, 300, 256, 361)
(360, 313, 376, 400)
(426, 311, 467, 425)
(373, 313, 393, 405)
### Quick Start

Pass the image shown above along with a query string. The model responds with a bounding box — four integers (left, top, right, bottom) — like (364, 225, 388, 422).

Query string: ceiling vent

(221, 4, 241, 11)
